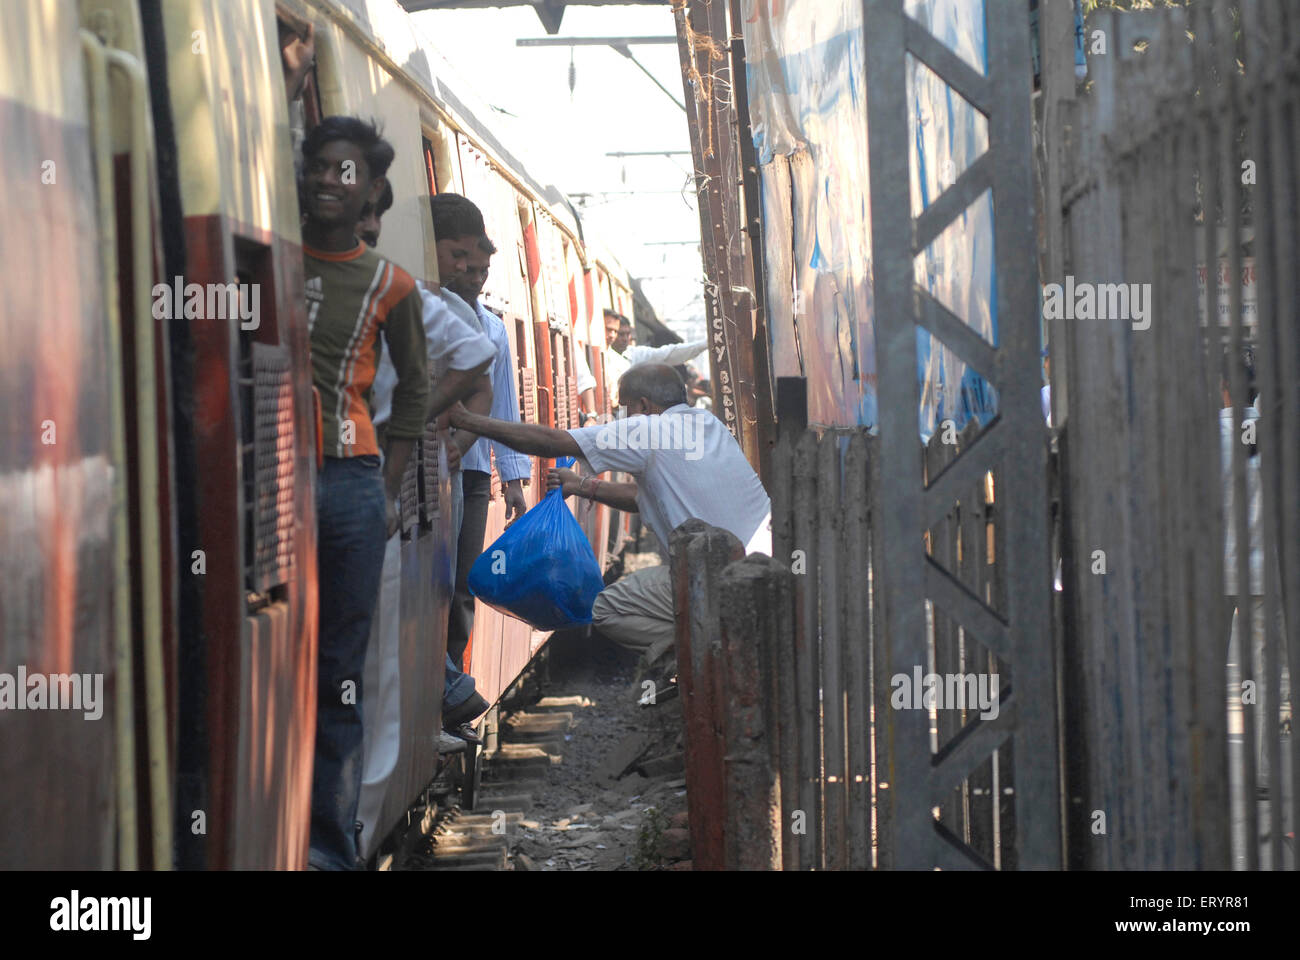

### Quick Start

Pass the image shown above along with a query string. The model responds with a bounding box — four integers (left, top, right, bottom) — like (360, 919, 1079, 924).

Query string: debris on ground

(404, 546, 693, 871)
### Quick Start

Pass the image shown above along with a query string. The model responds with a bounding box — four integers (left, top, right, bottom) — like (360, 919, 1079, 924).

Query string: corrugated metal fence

(671, 0, 1298, 870)
(1047, 0, 1299, 870)
(670, 381, 1020, 870)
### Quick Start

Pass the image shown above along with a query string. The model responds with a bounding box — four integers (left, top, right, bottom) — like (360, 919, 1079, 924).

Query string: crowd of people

(297, 114, 770, 870)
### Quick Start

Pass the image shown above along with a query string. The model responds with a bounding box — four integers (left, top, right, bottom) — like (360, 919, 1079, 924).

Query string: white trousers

(592, 565, 676, 665)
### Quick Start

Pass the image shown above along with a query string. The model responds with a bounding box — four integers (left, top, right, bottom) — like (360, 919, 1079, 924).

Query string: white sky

(411, 4, 708, 354)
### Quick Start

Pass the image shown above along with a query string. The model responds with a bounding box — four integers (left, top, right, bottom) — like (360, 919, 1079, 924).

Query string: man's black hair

(302, 116, 395, 180)
(375, 179, 394, 215)
(431, 192, 486, 241)
(476, 235, 497, 256)
(359, 180, 394, 220)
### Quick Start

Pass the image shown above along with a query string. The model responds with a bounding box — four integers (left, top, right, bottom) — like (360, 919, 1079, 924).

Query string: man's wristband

(577, 476, 600, 500)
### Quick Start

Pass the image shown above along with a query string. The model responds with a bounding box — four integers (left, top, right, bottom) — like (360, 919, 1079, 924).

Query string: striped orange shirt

(305, 242, 428, 457)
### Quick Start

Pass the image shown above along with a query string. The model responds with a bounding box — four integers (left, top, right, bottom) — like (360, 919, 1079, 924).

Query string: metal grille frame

(862, 0, 1060, 869)
(250, 343, 295, 594)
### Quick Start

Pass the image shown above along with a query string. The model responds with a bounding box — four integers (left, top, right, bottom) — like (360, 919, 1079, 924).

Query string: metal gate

(863, 0, 1060, 869)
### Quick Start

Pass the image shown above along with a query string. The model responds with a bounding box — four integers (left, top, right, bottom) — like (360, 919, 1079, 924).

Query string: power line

(515, 36, 677, 46)
(514, 36, 685, 113)
(568, 190, 688, 196)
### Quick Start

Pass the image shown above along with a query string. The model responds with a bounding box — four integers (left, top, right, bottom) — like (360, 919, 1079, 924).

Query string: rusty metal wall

(0, 1, 119, 869)
(673, 0, 1298, 874)
(1049, 1, 1299, 870)
(673, 0, 1057, 871)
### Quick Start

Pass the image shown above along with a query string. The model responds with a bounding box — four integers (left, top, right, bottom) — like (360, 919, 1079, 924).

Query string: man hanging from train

(449, 363, 771, 675)
(441, 229, 532, 683)
(301, 117, 431, 871)
(601, 311, 707, 407)
(369, 192, 502, 743)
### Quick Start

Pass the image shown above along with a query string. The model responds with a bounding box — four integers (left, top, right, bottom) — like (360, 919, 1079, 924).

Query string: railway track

(397, 649, 691, 873)
(411, 698, 582, 872)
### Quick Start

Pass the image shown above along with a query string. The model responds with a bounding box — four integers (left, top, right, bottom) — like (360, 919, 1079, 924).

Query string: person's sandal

(449, 722, 483, 746)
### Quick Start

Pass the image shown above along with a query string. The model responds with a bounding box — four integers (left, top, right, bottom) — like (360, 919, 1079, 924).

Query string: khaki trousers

(592, 565, 675, 665)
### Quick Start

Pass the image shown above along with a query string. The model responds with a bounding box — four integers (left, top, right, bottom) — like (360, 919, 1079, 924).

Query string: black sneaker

(449, 722, 483, 746)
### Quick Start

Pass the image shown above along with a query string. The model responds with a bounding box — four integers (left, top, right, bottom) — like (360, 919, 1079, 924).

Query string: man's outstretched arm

(450, 406, 582, 460)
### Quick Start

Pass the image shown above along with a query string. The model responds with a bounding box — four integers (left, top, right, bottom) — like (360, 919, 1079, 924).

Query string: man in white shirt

(601, 310, 707, 407)
(371, 285, 494, 434)
(442, 234, 532, 670)
(370, 193, 499, 737)
(450, 363, 771, 668)
(574, 350, 599, 425)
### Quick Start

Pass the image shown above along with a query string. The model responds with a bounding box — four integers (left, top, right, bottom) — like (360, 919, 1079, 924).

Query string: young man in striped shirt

(302, 117, 428, 871)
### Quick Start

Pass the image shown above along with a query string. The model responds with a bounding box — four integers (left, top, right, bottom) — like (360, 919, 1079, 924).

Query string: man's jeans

(311, 455, 387, 870)
(443, 465, 478, 711)
(445, 654, 476, 710)
(448, 470, 492, 668)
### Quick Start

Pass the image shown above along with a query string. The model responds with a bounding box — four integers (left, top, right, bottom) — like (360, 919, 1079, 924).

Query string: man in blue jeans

(303, 118, 428, 870)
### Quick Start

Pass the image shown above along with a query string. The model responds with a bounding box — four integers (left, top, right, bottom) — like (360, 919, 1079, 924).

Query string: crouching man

(449, 363, 771, 667)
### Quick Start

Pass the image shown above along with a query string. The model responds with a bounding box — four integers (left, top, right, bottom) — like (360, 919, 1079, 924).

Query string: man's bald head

(618, 363, 687, 415)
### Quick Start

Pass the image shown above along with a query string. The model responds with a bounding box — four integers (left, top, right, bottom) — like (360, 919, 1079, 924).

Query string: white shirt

(603, 339, 708, 406)
(371, 285, 496, 434)
(1220, 406, 1262, 595)
(461, 300, 532, 483)
(574, 350, 596, 395)
(568, 403, 771, 556)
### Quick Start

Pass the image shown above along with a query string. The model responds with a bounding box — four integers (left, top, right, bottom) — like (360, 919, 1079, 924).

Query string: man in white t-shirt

(369, 194, 499, 739)
(450, 363, 770, 667)
(601, 310, 707, 407)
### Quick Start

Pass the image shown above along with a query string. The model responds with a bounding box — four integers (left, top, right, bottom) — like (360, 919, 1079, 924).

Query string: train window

(552, 331, 575, 429)
(234, 237, 293, 608)
(515, 318, 528, 369)
(423, 136, 438, 195)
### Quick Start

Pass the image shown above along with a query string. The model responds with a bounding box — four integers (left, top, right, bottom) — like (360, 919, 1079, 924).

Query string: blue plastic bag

(468, 486, 604, 630)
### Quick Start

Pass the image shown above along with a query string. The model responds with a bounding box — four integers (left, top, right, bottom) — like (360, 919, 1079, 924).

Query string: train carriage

(1, 0, 641, 870)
